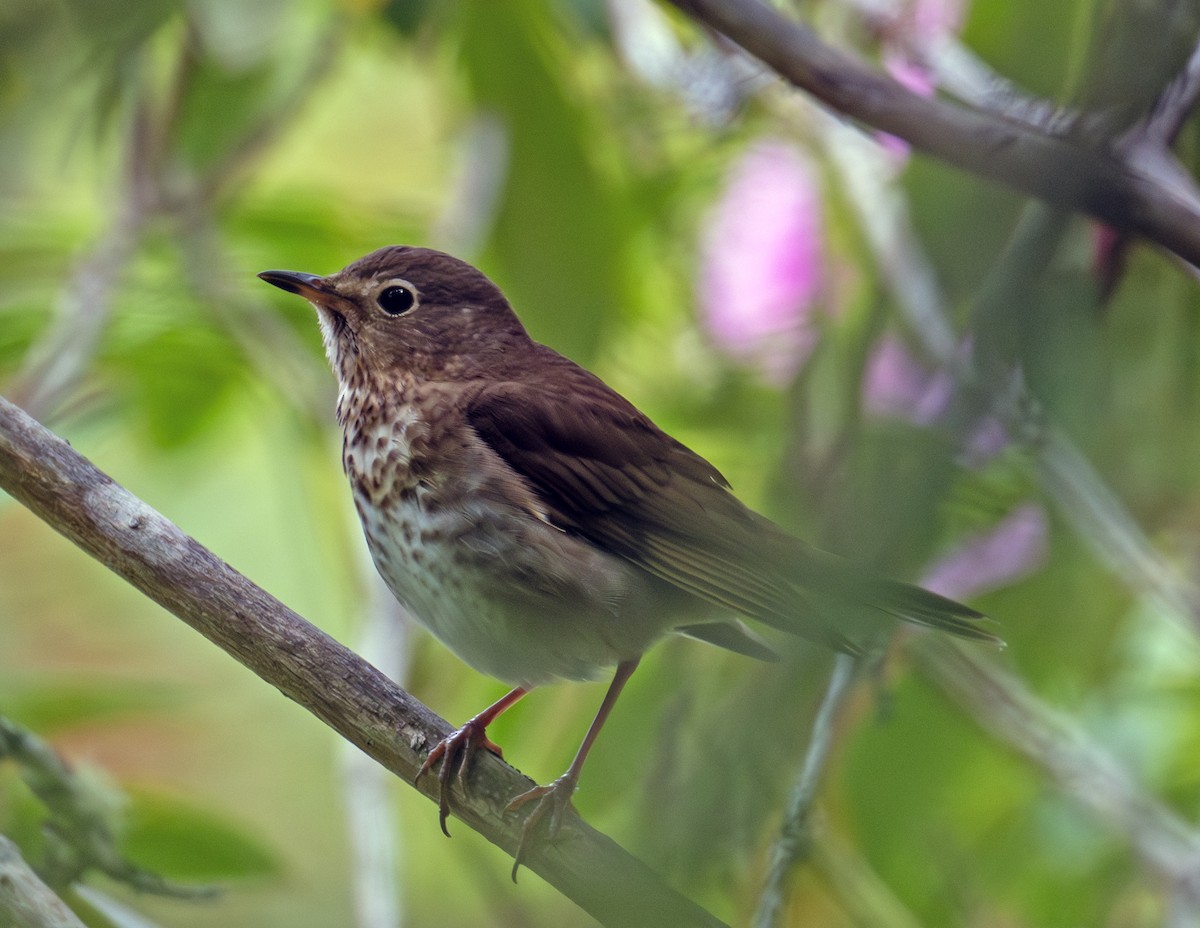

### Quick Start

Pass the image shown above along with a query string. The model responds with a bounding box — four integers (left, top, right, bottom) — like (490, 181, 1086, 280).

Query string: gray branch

(665, 0, 1200, 267)
(917, 638, 1200, 917)
(754, 653, 858, 928)
(0, 836, 87, 928)
(0, 395, 727, 928)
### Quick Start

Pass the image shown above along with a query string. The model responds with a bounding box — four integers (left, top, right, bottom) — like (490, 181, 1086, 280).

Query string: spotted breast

(340, 374, 671, 686)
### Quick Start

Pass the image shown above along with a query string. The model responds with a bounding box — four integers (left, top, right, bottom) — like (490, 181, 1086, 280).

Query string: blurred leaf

(1, 682, 183, 733)
(821, 420, 959, 575)
(455, 0, 633, 362)
(105, 318, 248, 448)
(122, 790, 279, 881)
(60, 0, 180, 58)
(379, 0, 438, 36)
(0, 301, 46, 371)
(174, 54, 278, 173)
(1020, 267, 1105, 437)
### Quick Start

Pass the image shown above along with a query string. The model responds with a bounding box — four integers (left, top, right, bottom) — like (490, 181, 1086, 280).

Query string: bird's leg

(416, 685, 528, 837)
(505, 658, 640, 881)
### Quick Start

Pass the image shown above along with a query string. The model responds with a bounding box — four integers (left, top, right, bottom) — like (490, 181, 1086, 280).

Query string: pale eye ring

(377, 284, 417, 316)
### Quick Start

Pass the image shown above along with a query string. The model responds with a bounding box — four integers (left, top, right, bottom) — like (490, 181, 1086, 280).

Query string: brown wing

(465, 370, 998, 652)
(464, 375, 860, 651)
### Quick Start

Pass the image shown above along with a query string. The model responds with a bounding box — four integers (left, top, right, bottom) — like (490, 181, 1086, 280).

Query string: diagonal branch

(664, 0, 1200, 267)
(917, 638, 1200, 917)
(754, 653, 858, 928)
(0, 394, 727, 928)
(0, 836, 87, 928)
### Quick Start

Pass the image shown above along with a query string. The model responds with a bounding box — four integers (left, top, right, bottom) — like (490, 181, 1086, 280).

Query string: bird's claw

(415, 720, 504, 837)
(505, 775, 578, 882)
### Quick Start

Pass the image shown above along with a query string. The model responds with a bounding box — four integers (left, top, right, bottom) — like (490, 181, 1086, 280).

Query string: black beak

(258, 269, 329, 298)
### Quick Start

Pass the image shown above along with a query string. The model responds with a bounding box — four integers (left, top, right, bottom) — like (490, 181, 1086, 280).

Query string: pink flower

(922, 504, 1050, 601)
(862, 334, 1011, 462)
(699, 141, 826, 383)
(862, 334, 953, 425)
(909, 0, 965, 42)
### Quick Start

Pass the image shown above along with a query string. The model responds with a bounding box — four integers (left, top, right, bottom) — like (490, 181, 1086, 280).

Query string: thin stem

(753, 653, 857, 928)
(0, 836, 87, 928)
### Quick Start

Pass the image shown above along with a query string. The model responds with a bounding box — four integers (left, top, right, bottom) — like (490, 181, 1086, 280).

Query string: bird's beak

(258, 269, 330, 299)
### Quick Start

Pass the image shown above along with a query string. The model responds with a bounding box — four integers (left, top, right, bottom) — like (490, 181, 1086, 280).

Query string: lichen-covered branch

(0, 836, 87, 928)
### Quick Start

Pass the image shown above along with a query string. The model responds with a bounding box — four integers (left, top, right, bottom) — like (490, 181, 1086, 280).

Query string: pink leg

(416, 686, 528, 836)
(506, 659, 640, 880)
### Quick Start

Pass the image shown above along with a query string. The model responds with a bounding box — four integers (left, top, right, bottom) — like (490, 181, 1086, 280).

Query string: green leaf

(454, 0, 633, 363)
(107, 322, 248, 449)
(1, 682, 184, 733)
(121, 790, 279, 882)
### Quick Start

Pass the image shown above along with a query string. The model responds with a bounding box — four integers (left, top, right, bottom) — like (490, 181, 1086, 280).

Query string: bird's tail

(852, 575, 1001, 645)
(751, 525, 1004, 652)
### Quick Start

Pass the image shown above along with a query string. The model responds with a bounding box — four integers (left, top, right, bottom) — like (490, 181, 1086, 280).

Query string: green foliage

(454, 0, 634, 361)
(1, 0, 1199, 925)
(121, 790, 279, 881)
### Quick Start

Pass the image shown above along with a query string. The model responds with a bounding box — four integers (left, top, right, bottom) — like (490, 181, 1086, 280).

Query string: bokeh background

(3, 0, 1200, 925)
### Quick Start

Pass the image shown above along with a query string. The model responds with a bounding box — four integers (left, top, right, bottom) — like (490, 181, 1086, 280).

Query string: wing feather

(465, 375, 996, 651)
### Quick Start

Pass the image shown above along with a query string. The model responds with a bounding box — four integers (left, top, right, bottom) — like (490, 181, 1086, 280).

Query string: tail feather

(758, 526, 1004, 648)
(864, 578, 1003, 646)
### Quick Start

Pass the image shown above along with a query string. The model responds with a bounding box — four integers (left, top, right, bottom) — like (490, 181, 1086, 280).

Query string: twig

(916, 638, 1200, 917)
(0, 395, 728, 928)
(753, 653, 858, 928)
(843, 0, 1077, 132)
(0, 717, 215, 900)
(0, 836, 87, 928)
(811, 109, 957, 363)
(5, 35, 177, 421)
(7, 209, 144, 421)
(1136, 36, 1200, 148)
(664, 0, 1200, 267)
(176, 220, 330, 424)
(806, 79, 1200, 634)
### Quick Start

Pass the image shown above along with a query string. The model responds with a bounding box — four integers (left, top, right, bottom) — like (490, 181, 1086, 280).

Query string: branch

(0, 395, 727, 928)
(664, 0, 1200, 267)
(0, 717, 214, 899)
(753, 653, 858, 928)
(0, 836, 87, 928)
(916, 638, 1200, 915)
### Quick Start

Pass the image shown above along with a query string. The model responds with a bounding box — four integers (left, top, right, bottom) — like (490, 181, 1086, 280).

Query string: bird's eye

(377, 285, 417, 316)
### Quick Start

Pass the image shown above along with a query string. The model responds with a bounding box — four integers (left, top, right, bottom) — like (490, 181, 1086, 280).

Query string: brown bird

(259, 246, 997, 873)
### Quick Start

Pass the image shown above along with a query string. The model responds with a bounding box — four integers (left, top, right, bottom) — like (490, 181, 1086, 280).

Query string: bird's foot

(505, 774, 578, 882)
(415, 719, 505, 837)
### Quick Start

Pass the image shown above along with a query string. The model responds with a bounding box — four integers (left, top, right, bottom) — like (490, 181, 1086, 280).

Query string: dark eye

(377, 285, 416, 316)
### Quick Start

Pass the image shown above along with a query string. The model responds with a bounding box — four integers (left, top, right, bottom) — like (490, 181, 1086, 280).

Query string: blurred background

(3, 0, 1200, 925)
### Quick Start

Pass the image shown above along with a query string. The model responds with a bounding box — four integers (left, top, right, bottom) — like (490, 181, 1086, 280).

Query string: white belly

(355, 492, 666, 686)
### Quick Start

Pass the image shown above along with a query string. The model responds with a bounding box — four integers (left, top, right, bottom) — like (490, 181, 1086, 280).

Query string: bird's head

(259, 246, 530, 386)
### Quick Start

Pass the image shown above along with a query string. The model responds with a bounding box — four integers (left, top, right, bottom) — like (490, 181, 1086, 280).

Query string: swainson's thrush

(259, 246, 997, 872)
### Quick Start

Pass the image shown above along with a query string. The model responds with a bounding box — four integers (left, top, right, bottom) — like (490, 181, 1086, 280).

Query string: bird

(258, 245, 998, 875)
